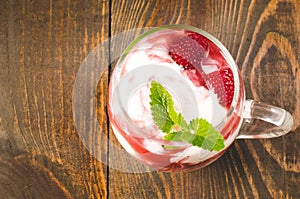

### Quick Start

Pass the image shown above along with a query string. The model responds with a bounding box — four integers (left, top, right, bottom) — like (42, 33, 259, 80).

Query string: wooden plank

(108, 0, 300, 198)
(0, 0, 299, 198)
(0, 0, 109, 198)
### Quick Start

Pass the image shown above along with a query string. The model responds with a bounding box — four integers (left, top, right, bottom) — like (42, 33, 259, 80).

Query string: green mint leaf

(163, 130, 194, 142)
(176, 113, 189, 130)
(150, 81, 177, 133)
(149, 81, 225, 152)
(163, 132, 178, 141)
(190, 118, 225, 151)
(150, 104, 174, 133)
(162, 145, 180, 150)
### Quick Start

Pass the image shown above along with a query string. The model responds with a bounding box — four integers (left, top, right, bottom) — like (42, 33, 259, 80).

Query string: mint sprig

(149, 81, 225, 152)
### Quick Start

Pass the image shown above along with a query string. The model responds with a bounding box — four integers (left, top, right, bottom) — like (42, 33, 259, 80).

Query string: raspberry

(207, 68, 234, 109)
(186, 32, 209, 50)
(168, 31, 233, 108)
(188, 31, 228, 68)
(169, 34, 207, 87)
(169, 36, 206, 70)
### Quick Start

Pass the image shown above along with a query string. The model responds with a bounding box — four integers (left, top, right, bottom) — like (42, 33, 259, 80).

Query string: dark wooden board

(0, 0, 299, 198)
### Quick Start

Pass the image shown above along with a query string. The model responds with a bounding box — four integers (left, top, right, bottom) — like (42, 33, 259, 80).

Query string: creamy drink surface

(108, 28, 242, 172)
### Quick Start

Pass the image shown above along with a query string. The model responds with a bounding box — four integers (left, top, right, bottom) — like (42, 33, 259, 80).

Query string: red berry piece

(169, 35, 205, 70)
(188, 31, 229, 68)
(207, 68, 234, 108)
(168, 34, 208, 87)
(186, 32, 209, 50)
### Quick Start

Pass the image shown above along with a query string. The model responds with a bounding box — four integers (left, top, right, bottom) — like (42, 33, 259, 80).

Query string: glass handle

(237, 99, 294, 139)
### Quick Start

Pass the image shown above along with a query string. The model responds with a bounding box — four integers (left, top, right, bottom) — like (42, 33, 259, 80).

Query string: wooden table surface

(1, 0, 299, 198)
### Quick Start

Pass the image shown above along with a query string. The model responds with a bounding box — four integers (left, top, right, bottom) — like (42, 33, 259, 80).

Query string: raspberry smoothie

(108, 27, 243, 172)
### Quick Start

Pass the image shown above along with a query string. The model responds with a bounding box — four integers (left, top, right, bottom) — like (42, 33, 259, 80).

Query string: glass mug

(107, 24, 293, 172)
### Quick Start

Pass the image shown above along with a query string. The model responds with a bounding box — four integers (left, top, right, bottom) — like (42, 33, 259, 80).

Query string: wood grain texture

(0, 0, 299, 198)
(109, 0, 300, 199)
(0, 0, 109, 198)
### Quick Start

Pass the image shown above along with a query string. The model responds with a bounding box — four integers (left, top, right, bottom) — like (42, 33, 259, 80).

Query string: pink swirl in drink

(108, 27, 243, 172)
